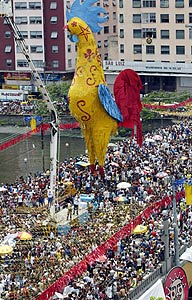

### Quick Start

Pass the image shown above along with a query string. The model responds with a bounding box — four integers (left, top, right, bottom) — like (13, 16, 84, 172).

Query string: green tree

(35, 82, 71, 116)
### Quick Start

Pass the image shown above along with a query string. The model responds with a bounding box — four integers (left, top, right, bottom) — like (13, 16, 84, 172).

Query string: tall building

(103, 0, 192, 93)
(0, 0, 192, 93)
(0, 0, 73, 89)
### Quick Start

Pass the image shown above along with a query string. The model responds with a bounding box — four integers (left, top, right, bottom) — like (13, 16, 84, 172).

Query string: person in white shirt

(73, 194, 80, 215)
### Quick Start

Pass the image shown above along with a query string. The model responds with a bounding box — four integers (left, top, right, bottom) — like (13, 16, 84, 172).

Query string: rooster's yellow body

(67, 17, 118, 175)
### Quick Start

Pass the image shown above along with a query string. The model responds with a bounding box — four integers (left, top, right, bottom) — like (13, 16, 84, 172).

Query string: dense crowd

(0, 121, 191, 299)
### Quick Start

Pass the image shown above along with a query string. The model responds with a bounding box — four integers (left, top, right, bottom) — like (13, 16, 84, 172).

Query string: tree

(35, 82, 71, 116)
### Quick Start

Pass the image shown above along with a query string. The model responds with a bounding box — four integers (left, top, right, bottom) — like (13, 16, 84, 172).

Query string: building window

(143, 1, 156, 8)
(52, 45, 58, 53)
(4, 31, 11, 38)
(50, 2, 57, 9)
(113, 25, 116, 33)
(104, 26, 109, 34)
(120, 29, 124, 38)
(189, 29, 192, 39)
(29, 2, 41, 9)
(133, 0, 141, 7)
(160, 0, 169, 7)
(104, 40, 108, 47)
(103, 0, 109, 7)
(176, 14, 184, 23)
(189, 13, 192, 23)
(133, 29, 142, 38)
(120, 44, 124, 53)
(20, 31, 28, 39)
(119, 14, 124, 23)
(133, 44, 142, 54)
(142, 28, 156, 38)
(175, 0, 184, 8)
(33, 60, 43, 68)
(30, 31, 42, 39)
(15, 2, 27, 9)
(97, 41, 101, 48)
(29, 17, 42, 24)
(5, 46, 12, 53)
(190, 0, 192, 7)
(66, 1, 70, 9)
(133, 14, 141, 23)
(52, 60, 59, 68)
(119, 0, 124, 8)
(176, 46, 185, 54)
(15, 17, 28, 24)
(50, 16, 57, 24)
(51, 32, 58, 38)
(30, 46, 43, 53)
(113, 12, 116, 20)
(142, 13, 156, 23)
(67, 45, 71, 52)
(176, 30, 185, 39)
(160, 14, 169, 23)
(161, 45, 170, 54)
(161, 30, 169, 39)
(146, 45, 155, 54)
(6, 59, 12, 67)
(68, 59, 72, 68)
(17, 60, 29, 67)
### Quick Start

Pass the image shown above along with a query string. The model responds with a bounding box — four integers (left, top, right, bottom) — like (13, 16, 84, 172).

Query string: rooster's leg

(84, 128, 96, 174)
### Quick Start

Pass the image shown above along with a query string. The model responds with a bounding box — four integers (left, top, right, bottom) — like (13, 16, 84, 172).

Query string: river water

(0, 132, 86, 184)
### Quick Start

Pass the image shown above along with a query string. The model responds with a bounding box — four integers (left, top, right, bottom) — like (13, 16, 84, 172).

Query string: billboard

(0, 89, 24, 101)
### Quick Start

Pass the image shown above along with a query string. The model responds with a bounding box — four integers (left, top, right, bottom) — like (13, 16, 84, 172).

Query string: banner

(185, 182, 192, 205)
(0, 122, 80, 152)
(143, 98, 192, 110)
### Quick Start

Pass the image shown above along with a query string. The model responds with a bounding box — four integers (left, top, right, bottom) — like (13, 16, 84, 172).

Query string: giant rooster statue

(66, 0, 143, 177)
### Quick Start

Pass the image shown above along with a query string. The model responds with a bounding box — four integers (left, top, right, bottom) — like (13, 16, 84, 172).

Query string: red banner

(0, 122, 80, 152)
(143, 97, 192, 110)
(36, 191, 184, 300)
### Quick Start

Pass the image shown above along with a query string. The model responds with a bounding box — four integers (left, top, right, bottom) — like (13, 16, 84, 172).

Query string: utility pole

(41, 121, 45, 173)
(172, 178, 180, 266)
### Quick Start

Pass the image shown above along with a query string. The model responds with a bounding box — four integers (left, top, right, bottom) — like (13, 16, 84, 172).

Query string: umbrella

(108, 142, 117, 147)
(132, 225, 148, 235)
(75, 161, 90, 167)
(153, 134, 163, 141)
(180, 156, 188, 161)
(114, 196, 128, 202)
(18, 232, 32, 241)
(117, 182, 131, 189)
(156, 171, 168, 178)
(0, 244, 13, 256)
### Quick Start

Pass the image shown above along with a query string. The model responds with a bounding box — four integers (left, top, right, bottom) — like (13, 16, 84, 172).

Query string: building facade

(0, 0, 192, 94)
(103, 0, 192, 93)
(0, 0, 73, 90)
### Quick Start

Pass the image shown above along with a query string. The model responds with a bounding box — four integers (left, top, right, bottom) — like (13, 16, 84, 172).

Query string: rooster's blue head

(66, 0, 108, 42)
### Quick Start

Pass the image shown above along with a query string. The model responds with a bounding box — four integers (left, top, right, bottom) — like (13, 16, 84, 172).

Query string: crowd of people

(0, 121, 191, 299)
(0, 101, 36, 115)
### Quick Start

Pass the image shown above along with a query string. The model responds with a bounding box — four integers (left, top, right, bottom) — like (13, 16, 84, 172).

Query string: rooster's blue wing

(98, 84, 123, 122)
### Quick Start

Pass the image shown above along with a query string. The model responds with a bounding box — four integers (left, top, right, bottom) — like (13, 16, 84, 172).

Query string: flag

(185, 183, 192, 205)
(30, 118, 36, 130)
